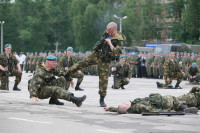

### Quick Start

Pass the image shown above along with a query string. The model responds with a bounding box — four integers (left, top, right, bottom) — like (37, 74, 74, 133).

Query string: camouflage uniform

(24, 54, 30, 73)
(0, 53, 22, 90)
(146, 56, 153, 78)
(29, 63, 71, 100)
(112, 62, 131, 89)
(59, 55, 84, 89)
(129, 55, 139, 77)
(158, 55, 165, 79)
(161, 58, 183, 87)
(66, 32, 125, 96)
(186, 65, 200, 83)
(108, 93, 182, 114)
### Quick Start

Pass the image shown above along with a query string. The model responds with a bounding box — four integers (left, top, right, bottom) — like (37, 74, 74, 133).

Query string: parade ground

(0, 72, 200, 133)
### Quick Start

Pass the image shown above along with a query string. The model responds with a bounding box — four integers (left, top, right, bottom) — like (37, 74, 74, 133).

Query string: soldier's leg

(98, 61, 110, 107)
(113, 78, 121, 89)
(67, 52, 98, 76)
(72, 72, 84, 91)
(122, 78, 129, 86)
(38, 86, 86, 107)
(10, 68, 22, 91)
(175, 72, 183, 88)
(0, 74, 8, 90)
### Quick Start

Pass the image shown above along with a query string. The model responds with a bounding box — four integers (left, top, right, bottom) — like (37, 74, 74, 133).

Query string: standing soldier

(0, 44, 22, 91)
(156, 52, 184, 89)
(64, 22, 126, 107)
(59, 47, 84, 91)
(146, 53, 153, 78)
(158, 52, 165, 79)
(30, 52, 35, 73)
(24, 52, 30, 73)
(111, 55, 131, 89)
(153, 54, 159, 79)
(196, 53, 200, 68)
(129, 53, 139, 78)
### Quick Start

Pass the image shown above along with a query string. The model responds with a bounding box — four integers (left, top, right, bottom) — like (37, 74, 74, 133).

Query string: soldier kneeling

(29, 55, 86, 107)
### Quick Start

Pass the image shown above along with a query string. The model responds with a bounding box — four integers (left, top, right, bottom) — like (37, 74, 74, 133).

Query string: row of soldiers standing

(125, 51, 200, 79)
(23, 50, 200, 80)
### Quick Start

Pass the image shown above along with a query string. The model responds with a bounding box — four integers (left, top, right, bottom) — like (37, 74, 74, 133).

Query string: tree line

(0, 0, 199, 53)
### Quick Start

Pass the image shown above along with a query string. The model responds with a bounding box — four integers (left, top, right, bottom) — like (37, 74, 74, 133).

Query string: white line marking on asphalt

(8, 117, 52, 124)
(96, 129, 121, 133)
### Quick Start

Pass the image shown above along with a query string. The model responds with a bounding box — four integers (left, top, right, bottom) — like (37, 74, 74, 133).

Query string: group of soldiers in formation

(1, 22, 200, 115)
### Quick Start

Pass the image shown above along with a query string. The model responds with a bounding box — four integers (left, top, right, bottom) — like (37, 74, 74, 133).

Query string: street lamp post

(53, 42, 61, 52)
(0, 21, 4, 54)
(114, 15, 127, 33)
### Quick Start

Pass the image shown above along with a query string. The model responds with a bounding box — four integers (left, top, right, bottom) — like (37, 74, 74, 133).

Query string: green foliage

(0, 0, 199, 53)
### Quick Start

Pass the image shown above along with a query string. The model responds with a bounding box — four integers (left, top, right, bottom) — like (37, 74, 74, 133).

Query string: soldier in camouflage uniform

(186, 63, 200, 84)
(158, 52, 165, 79)
(156, 52, 184, 89)
(129, 53, 139, 78)
(59, 47, 84, 91)
(64, 22, 126, 107)
(104, 93, 198, 114)
(29, 55, 86, 106)
(0, 44, 22, 91)
(24, 52, 30, 73)
(30, 53, 35, 73)
(146, 53, 153, 78)
(153, 54, 159, 79)
(196, 53, 200, 68)
(111, 55, 131, 89)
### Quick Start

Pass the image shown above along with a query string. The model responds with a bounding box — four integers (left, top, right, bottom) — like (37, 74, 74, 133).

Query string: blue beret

(26, 52, 29, 53)
(67, 47, 73, 51)
(46, 55, 57, 61)
(192, 62, 197, 67)
(5, 44, 12, 48)
(120, 55, 126, 59)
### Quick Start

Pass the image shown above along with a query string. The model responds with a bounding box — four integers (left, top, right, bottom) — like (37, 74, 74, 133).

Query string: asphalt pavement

(0, 72, 200, 133)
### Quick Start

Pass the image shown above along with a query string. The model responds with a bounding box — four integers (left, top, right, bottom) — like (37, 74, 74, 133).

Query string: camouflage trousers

(153, 66, 159, 77)
(37, 76, 72, 101)
(67, 51, 110, 96)
(114, 77, 129, 89)
(161, 72, 183, 87)
(177, 93, 200, 109)
(146, 65, 152, 76)
(159, 64, 164, 76)
(0, 68, 22, 90)
(131, 65, 138, 76)
(65, 72, 84, 89)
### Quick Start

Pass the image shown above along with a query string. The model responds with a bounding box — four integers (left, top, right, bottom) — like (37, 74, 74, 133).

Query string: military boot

(75, 83, 84, 91)
(70, 94, 86, 107)
(121, 84, 125, 89)
(175, 82, 182, 89)
(49, 98, 64, 105)
(156, 81, 162, 88)
(179, 104, 198, 114)
(99, 95, 107, 107)
(13, 83, 21, 91)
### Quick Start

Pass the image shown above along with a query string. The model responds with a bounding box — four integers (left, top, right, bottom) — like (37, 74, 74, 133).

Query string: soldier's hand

(182, 72, 185, 76)
(3, 67, 8, 71)
(70, 80, 74, 88)
(126, 78, 130, 82)
(18, 68, 22, 73)
(104, 107, 109, 111)
(112, 67, 116, 71)
(167, 78, 170, 83)
(31, 97, 38, 103)
(65, 67, 69, 71)
(77, 70, 81, 74)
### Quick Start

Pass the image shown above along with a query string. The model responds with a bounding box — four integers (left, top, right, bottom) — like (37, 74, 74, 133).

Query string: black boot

(156, 81, 162, 88)
(70, 94, 86, 107)
(99, 95, 107, 107)
(75, 83, 84, 91)
(13, 83, 21, 91)
(175, 82, 182, 89)
(49, 98, 64, 105)
(121, 84, 125, 89)
(179, 104, 198, 114)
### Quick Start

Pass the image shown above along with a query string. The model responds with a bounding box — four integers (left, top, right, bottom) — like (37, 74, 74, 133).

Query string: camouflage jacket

(186, 66, 200, 77)
(114, 63, 132, 79)
(164, 58, 182, 77)
(108, 94, 181, 114)
(94, 32, 126, 63)
(29, 63, 67, 97)
(59, 55, 77, 68)
(0, 52, 19, 72)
